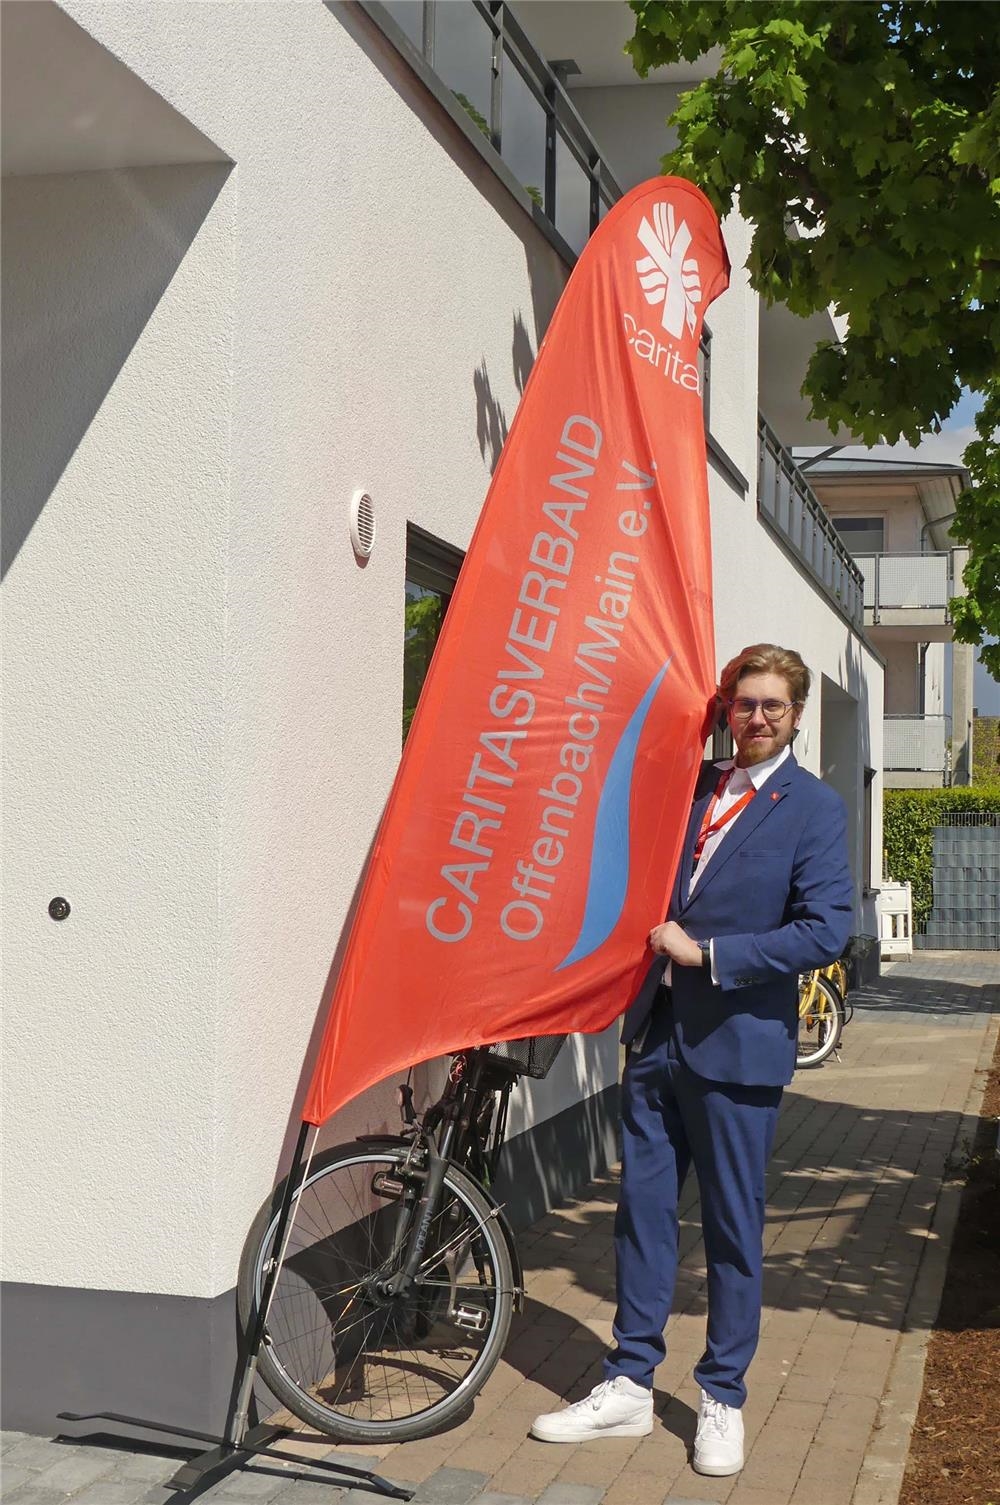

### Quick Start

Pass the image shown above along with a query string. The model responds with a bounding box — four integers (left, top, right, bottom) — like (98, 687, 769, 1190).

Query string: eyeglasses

(726, 697, 800, 723)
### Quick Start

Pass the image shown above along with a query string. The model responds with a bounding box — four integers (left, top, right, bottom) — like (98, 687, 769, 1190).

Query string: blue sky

(944, 387, 981, 431)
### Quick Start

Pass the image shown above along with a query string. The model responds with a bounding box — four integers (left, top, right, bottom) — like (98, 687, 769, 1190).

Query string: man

(531, 644, 853, 1476)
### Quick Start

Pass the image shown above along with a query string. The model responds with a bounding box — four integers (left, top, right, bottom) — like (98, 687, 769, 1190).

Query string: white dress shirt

(664, 742, 792, 987)
(690, 743, 792, 896)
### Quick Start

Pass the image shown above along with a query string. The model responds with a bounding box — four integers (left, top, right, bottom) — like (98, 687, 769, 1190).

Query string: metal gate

(914, 813, 1000, 950)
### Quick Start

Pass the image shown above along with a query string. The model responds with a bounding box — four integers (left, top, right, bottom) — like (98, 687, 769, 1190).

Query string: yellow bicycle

(795, 960, 848, 1069)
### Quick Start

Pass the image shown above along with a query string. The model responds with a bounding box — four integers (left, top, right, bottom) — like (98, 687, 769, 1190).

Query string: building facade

(2, 0, 883, 1435)
(800, 457, 974, 789)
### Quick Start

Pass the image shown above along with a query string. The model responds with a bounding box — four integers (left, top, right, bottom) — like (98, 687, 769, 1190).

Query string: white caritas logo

(635, 202, 702, 339)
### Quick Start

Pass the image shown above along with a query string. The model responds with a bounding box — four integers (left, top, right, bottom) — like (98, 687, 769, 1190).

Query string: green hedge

(884, 786, 1000, 929)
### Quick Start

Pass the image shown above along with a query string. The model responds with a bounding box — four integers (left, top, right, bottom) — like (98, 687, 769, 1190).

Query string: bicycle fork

(375, 1122, 455, 1298)
(373, 1126, 498, 1334)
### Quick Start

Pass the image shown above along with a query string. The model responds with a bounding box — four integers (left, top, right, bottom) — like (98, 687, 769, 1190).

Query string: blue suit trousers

(604, 996, 782, 1407)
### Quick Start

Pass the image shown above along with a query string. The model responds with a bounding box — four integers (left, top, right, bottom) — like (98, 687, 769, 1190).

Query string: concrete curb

(851, 1010, 1000, 1505)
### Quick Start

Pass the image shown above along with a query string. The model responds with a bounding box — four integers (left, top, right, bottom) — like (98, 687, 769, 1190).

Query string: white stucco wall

(925, 642, 945, 715)
(572, 82, 682, 186)
(3, 161, 235, 1294)
(887, 495, 923, 555)
(877, 640, 944, 718)
(881, 639, 920, 715)
(819, 485, 925, 554)
(2, 0, 592, 1303)
(2, 0, 883, 1313)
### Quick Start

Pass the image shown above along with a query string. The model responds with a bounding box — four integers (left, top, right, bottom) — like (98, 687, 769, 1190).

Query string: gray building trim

(0, 1281, 241, 1439)
(1, 1083, 620, 1436)
(707, 434, 749, 497)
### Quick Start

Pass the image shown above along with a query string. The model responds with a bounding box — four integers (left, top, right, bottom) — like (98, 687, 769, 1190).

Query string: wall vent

(350, 490, 376, 558)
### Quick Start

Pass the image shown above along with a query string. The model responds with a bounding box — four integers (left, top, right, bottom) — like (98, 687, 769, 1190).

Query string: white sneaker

(693, 1388, 744, 1476)
(530, 1375, 653, 1443)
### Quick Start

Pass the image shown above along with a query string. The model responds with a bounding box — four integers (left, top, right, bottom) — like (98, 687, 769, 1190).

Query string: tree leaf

(630, 0, 1000, 677)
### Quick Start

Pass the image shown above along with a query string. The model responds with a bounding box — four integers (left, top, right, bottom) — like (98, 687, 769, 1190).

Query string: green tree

(628, 1, 1000, 675)
(403, 588, 445, 743)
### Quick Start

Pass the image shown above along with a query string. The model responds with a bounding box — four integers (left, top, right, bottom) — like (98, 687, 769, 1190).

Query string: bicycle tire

(796, 974, 844, 1069)
(237, 1141, 514, 1443)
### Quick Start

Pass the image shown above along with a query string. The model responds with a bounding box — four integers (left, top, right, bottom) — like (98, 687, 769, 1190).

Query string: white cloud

(898, 427, 977, 465)
(796, 428, 977, 470)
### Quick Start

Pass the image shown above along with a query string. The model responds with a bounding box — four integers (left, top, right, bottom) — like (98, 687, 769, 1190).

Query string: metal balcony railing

(371, 0, 623, 250)
(369, 5, 845, 534)
(757, 417, 865, 629)
(885, 714, 952, 777)
(852, 553, 953, 619)
(364, 0, 716, 421)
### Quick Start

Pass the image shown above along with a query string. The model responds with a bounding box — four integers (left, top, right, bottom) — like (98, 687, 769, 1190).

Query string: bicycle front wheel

(237, 1142, 514, 1443)
(796, 975, 844, 1069)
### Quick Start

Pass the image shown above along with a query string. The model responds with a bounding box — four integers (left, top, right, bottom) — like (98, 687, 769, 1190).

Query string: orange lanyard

(693, 769, 755, 864)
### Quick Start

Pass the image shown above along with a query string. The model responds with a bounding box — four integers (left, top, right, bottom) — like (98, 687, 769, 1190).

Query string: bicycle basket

(486, 1033, 567, 1080)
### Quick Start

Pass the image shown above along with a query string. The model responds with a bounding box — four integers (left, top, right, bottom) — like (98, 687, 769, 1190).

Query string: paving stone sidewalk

(4, 952, 997, 1505)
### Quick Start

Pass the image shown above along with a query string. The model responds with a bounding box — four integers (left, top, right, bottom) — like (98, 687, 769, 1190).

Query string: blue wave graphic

(556, 658, 672, 971)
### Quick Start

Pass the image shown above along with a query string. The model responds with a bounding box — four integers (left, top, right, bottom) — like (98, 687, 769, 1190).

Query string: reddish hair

(718, 643, 811, 705)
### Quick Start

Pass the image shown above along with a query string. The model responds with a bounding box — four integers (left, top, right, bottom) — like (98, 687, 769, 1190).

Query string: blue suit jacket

(621, 753, 853, 1087)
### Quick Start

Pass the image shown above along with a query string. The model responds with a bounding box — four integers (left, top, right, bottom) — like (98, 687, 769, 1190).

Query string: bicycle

(795, 960, 850, 1069)
(237, 1033, 566, 1444)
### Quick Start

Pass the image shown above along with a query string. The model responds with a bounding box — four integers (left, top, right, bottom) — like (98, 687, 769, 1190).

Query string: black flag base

(56, 1410, 414, 1499)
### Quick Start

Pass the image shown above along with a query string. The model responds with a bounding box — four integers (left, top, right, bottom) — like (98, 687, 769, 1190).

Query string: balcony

(853, 553, 955, 638)
(365, 0, 728, 444)
(757, 418, 865, 630)
(371, 5, 858, 591)
(884, 714, 951, 787)
(370, 0, 622, 255)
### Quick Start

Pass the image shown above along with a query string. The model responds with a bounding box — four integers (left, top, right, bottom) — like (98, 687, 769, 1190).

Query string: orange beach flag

(303, 177, 730, 1125)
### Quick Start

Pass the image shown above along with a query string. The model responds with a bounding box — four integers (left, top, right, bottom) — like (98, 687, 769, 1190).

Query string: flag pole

(228, 1120, 319, 1446)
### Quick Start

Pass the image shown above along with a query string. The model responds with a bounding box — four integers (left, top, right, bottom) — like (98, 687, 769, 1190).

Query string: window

(404, 524, 464, 745)
(831, 516, 885, 555)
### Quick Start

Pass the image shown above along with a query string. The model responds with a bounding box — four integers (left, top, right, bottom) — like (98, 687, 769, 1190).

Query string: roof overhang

(804, 464, 970, 550)
(757, 297, 850, 446)
(507, 1, 719, 88)
(1, 0, 228, 177)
